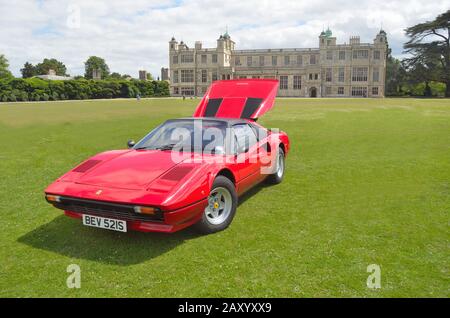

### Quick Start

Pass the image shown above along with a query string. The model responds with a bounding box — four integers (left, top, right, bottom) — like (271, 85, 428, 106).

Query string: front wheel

(265, 147, 285, 184)
(195, 176, 237, 234)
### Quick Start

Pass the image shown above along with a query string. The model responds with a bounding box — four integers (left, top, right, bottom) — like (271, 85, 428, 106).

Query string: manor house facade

(168, 28, 387, 98)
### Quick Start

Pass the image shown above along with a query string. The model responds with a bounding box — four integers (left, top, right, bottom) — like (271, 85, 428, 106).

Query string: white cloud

(0, 0, 449, 78)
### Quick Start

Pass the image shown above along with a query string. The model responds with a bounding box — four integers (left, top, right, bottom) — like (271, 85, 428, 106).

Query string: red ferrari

(45, 79, 290, 234)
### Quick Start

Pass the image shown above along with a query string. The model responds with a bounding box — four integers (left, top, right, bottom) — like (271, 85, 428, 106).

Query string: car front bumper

(48, 195, 207, 233)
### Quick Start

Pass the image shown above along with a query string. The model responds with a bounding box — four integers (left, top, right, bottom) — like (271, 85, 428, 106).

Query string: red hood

(75, 150, 182, 190)
(193, 79, 279, 120)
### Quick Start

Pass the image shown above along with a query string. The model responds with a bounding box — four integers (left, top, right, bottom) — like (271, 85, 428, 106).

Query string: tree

(110, 72, 122, 79)
(146, 73, 154, 80)
(405, 57, 441, 96)
(84, 56, 110, 79)
(403, 10, 450, 97)
(385, 49, 408, 96)
(0, 54, 13, 79)
(35, 58, 67, 76)
(21, 62, 36, 78)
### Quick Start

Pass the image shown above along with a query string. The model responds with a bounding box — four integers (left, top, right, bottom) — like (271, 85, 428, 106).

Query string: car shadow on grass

(18, 183, 269, 266)
(18, 215, 202, 266)
(237, 182, 268, 206)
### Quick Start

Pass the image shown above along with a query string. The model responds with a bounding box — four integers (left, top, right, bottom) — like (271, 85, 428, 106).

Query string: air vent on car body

(241, 97, 263, 119)
(204, 98, 223, 117)
(161, 166, 193, 181)
(73, 160, 102, 173)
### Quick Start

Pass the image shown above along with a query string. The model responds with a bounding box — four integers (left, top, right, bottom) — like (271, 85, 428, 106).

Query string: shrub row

(0, 77, 170, 102)
(386, 81, 447, 97)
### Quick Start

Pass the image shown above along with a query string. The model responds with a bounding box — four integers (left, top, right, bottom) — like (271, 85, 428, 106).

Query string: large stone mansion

(168, 28, 387, 98)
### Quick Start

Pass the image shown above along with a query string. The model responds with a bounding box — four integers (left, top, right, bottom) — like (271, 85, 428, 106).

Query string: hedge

(0, 77, 170, 102)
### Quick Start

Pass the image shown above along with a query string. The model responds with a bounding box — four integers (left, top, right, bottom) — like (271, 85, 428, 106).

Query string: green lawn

(0, 98, 448, 297)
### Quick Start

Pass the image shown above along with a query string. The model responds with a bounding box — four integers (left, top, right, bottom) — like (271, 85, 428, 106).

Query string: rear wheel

(265, 147, 285, 184)
(195, 176, 237, 234)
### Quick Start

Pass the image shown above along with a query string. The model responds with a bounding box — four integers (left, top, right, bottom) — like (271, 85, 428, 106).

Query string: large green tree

(0, 54, 13, 79)
(385, 48, 408, 96)
(403, 10, 450, 97)
(21, 62, 37, 78)
(405, 57, 441, 96)
(35, 58, 68, 76)
(84, 56, 110, 79)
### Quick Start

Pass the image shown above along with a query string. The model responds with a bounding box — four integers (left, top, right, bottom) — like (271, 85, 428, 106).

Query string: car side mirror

(127, 140, 136, 148)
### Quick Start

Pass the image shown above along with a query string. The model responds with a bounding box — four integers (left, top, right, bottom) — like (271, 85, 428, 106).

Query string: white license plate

(82, 214, 127, 232)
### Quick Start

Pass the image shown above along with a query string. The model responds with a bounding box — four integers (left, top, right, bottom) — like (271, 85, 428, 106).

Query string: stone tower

(217, 31, 234, 66)
(169, 36, 178, 51)
(373, 29, 388, 97)
(374, 29, 387, 47)
(319, 27, 336, 48)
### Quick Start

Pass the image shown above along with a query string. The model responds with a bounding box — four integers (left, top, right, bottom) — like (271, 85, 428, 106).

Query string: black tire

(265, 147, 285, 184)
(195, 176, 238, 234)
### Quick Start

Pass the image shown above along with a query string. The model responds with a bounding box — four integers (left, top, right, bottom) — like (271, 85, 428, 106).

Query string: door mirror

(127, 140, 136, 148)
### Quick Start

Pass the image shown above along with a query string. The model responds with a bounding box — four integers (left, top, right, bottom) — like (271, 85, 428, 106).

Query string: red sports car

(45, 79, 290, 234)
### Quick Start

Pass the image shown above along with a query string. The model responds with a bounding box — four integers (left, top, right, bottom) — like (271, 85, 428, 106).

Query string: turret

(217, 30, 235, 51)
(217, 34, 225, 50)
(319, 27, 336, 47)
(169, 36, 178, 51)
(178, 40, 188, 50)
(374, 29, 387, 46)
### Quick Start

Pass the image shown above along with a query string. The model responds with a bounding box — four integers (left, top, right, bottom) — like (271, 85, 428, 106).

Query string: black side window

(249, 123, 267, 142)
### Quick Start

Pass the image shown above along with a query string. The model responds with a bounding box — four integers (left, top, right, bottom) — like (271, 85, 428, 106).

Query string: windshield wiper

(155, 143, 178, 151)
(135, 143, 187, 151)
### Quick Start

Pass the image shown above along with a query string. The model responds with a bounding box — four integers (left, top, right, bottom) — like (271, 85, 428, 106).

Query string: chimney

(349, 36, 360, 45)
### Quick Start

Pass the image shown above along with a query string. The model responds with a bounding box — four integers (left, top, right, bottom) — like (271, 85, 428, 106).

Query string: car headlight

(133, 206, 159, 215)
(46, 194, 61, 203)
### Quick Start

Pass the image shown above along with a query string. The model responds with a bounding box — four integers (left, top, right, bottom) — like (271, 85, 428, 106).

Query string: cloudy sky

(1, 0, 449, 78)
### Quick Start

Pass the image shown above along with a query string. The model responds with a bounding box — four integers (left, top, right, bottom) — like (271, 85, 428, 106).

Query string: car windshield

(134, 119, 228, 154)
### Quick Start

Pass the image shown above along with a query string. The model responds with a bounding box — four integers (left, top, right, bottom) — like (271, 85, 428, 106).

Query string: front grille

(53, 197, 163, 222)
